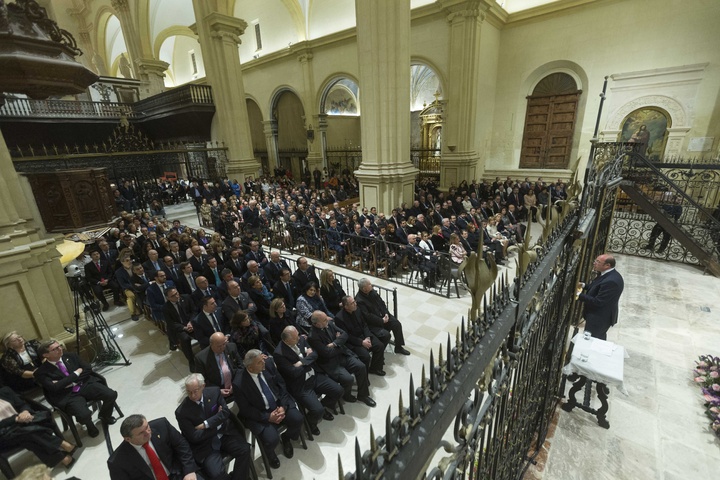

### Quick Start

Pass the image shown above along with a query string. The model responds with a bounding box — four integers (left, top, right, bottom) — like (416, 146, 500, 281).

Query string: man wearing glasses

(577, 254, 625, 340)
(35, 340, 119, 437)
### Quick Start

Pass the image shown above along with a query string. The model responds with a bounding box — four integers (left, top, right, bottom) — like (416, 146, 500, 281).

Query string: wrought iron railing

(600, 142, 720, 266)
(276, 253, 398, 320)
(133, 84, 214, 113)
(334, 206, 581, 479)
(326, 147, 362, 174)
(411, 147, 441, 178)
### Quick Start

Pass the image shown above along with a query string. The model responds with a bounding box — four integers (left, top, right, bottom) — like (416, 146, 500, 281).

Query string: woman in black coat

(0, 386, 76, 467)
(319, 269, 346, 315)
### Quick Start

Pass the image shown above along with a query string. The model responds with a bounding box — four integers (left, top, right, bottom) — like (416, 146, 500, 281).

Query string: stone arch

(269, 88, 307, 178)
(153, 26, 197, 59)
(95, 6, 119, 71)
(318, 73, 361, 114)
(606, 95, 688, 130)
(410, 57, 446, 108)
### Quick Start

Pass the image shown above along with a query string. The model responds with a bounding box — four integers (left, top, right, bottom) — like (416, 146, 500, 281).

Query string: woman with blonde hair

(448, 233, 468, 264)
(268, 297, 296, 342)
(319, 269, 346, 315)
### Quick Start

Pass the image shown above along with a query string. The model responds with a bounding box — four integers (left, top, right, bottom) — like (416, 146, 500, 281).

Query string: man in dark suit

(142, 249, 164, 281)
(225, 248, 246, 277)
(191, 276, 220, 311)
(272, 268, 297, 310)
(273, 326, 343, 435)
(217, 269, 242, 301)
(264, 250, 290, 288)
(577, 254, 625, 340)
(175, 374, 250, 480)
(291, 257, 319, 293)
(307, 311, 376, 407)
(163, 255, 182, 286)
(177, 262, 199, 296)
(146, 271, 175, 323)
(168, 240, 187, 264)
(35, 340, 118, 438)
(233, 350, 304, 469)
(244, 241, 268, 267)
(164, 287, 197, 370)
(84, 250, 123, 311)
(131, 263, 152, 314)
(194, 332, 243, 400)
(188, 246, 209, 273)
(108, 414, 203, 480)
(355, 278, 410, 356)
(201, 257, 223, 287)
(335, 295, 389, 376)
(192, 296, 227, 348)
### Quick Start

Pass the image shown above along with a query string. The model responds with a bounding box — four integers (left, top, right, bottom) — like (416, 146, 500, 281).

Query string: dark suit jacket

(306, 322, 354, 377)
(578, 269, 624, 335)
(146, 281, 175, 319)
(220, 293, 256, 325)
(177, 272, 199, 296)
(193, 344, 243, 391)
(188, 255, 209, 273)
(335, 309, 373, 348)
(192, 308, 228, 348)
(84, 259, 114, 285)
(34, 352, 106, 408)
(191, 285, 220, 310)
(163, 263, 183, 286)
(163, 295, 196, 335)
(232, 358, 295, 424)
(107, 417, 199, 480)
(273, 338, 319, 397)
(202, 265, 223, 286)
(175, 387, 239, 462)
(291, 266, 319, 293)
(224, 257, 246, 277)
(272, 279, 297, 309)
(264, 260, 290, 287)
(142, 259, 164, 280)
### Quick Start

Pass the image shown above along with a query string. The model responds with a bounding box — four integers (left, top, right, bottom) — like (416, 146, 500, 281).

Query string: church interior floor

(16, 204, 717, 480)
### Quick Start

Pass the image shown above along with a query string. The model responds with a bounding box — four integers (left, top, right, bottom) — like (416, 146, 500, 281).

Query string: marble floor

(8, 205, 719, 480)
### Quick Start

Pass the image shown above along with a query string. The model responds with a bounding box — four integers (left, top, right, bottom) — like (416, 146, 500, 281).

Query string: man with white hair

(175, 374, 250, 480)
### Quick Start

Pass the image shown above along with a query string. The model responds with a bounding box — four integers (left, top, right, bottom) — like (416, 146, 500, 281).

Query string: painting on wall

(325, 85, 359, 116)
(620, 107, 670, 161)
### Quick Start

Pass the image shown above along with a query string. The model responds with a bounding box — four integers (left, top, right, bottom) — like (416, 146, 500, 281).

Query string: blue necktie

(258, 373, 277, 411)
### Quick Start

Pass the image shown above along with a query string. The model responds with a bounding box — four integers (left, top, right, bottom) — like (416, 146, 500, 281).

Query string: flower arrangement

(693, 354, 720, 437)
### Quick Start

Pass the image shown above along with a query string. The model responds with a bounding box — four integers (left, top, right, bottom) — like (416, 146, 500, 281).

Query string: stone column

(0, 130, 75, 342)
(110, 0, 142, 77)
(439, 0, 488, 188)
(354, 0, 417, 213)
(192, 2, 260, 181)
(297, 51, 325, 175)
(262, 120, 279, 174)
(135, 59, 169, 98)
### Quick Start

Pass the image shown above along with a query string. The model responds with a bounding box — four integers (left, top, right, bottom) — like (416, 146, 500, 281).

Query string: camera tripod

(67, 274, 131, 367)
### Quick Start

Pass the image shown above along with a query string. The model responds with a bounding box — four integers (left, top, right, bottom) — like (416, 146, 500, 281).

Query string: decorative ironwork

(337, 203, 582, 479)
(8, 0, 82, 55)
(411, 148, 440, 179)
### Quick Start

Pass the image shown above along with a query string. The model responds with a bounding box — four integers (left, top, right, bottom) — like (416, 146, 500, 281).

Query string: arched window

(519, 73, 581, 169)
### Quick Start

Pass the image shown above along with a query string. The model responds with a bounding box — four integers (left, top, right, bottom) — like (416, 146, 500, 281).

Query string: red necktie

(142, 442, 169, 480)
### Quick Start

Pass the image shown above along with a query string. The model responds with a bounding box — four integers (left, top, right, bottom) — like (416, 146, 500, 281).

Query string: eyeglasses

(48, 344, 63, 353)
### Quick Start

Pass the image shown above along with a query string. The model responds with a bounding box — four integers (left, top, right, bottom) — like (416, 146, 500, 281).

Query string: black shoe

(323, 410, 335, 421)
(102, 304, 110, 312)
(281, 433, 294, 458)
(394, 347, 411, 356)
(309, 423, 321, 436)
(343, 394, 357, 403)
(369, 368, 386, 376)
(269, 456, 281, 469)
(131, 315, 140, 321)
(86, 424, 100, 437)
(169, 344, 178, 352)
(100, 416, 117, 425)
(358, 396, 376, 407)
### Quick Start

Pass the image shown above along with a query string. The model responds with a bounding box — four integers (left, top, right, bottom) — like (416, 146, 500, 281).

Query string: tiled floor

(10, 205, 718, 480)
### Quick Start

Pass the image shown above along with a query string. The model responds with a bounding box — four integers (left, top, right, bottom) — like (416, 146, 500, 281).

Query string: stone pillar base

(355, 163, 417, 214)
(440, 151, 480, 190)
(226, 157, 262, 182)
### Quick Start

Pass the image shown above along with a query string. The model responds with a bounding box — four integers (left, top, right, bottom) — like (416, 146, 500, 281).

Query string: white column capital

(205, 12, 248, 44)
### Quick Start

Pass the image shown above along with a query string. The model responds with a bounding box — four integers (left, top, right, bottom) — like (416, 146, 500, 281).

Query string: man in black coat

(273, 326, 342, 435)
(175, 375, 250, 480)
(264, 250, 290, 287)
(233, 350, 304, 469)
(335, 295, 389, 376)
(35, 340, 118, 437)
(84, 250, 123, 311)
(272, 268, 297, 310)
(355, 278, 410, 356)
(194, 332, 243, 401)
(192, 296, 227, 348)
(577, 254, 625, 340)
(164, 287, 197, 371)
(306, 311, 376, 407)
(108, 415, 203, 480)
(291, 257, 319, 293)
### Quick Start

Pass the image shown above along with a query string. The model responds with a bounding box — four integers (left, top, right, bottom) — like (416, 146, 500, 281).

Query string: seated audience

(1, 331, 41, 392)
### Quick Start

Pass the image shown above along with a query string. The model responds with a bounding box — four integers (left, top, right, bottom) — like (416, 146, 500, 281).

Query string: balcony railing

(0, 98, 134, 118)
(0, 84, 213, 120)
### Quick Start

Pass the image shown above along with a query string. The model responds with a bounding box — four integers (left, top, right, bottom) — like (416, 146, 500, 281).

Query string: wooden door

(520, 73, 581, 169)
